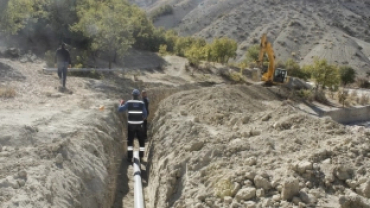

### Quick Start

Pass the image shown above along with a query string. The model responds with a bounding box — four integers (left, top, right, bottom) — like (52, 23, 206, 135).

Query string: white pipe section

(133, 151, 145, 208)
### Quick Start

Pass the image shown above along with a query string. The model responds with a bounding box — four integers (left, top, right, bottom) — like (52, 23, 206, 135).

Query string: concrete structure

(320, 105, 370, 124)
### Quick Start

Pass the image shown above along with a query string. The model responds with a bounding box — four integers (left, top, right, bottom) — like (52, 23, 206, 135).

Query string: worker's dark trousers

(57, 62, 68, 88)
(143, 119, 148, 140)
(127, 124, 145, 159)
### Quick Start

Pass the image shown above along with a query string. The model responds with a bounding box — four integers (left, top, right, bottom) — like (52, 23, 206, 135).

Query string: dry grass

(0, 87, 16, 98)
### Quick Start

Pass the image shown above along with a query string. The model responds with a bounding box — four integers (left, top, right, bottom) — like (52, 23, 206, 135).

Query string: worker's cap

(132, 89, 140, 95)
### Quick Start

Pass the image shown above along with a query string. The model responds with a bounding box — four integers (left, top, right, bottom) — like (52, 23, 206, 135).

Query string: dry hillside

(131, 0, 370, 76)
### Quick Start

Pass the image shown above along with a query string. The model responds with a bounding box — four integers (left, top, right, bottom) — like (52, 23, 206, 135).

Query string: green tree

(164, 29, 178, 53)
(210, 37, 237, 64)
(174, 37, 196, 57)
(339, 66, 356, 87)
(1, 0, 47, 34)
(185, 45, 204, 67)
(158, 44, 167, 55)
(304, 58, 340, 90)
(241, 44, 268, 68)
(71, 0, 135, 68)
(285, 59, 310, 81)
(245, 44, 260, 63)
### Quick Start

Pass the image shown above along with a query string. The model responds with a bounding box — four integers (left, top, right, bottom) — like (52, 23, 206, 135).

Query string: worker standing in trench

(118, 89, 148, 163)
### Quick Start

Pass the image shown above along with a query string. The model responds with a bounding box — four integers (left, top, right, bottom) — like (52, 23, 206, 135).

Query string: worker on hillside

(118, 89, 148, 163)
(55, 43, 71, 88)
(141, 89, 149, 141)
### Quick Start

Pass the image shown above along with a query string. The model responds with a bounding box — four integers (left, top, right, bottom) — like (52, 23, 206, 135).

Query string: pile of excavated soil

(0, 103, 125, 208)
(147, 85, 370, 208)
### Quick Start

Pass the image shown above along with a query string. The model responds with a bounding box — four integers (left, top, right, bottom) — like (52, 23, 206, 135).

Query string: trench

(91, 84, 370, 208)
(108, 87, 183, 208)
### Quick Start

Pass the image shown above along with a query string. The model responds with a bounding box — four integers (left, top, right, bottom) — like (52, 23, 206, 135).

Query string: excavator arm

(257, 34, 276, 83)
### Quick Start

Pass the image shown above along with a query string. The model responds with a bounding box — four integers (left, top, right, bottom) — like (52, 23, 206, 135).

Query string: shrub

(285, 59, 310, 81)
(304, 58, 340, 90)
(356, 78, 370, 88)
(151, 5, 173, 21)
(158, 44, 167, 56)
(296, 89, 314, 101)
(314, 90, 328, 104)
(73, 50, 89, 68)
(339, 66, 356, 86)
(229, 72, 244, 82)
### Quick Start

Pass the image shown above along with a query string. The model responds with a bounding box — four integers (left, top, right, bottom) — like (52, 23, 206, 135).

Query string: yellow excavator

(257, 33, 288, 84)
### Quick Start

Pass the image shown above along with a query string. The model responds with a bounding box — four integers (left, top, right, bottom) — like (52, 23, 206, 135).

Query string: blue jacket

(118, 100, 148, 119)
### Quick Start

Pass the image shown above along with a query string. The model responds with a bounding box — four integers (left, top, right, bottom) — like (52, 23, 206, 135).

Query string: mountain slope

(131, 0, 370, 75)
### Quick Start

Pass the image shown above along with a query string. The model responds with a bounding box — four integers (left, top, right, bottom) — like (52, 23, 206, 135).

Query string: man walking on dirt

(118, 89, 148, 163)
(55, 43, 71, 88)
(141, 89, 149, 141)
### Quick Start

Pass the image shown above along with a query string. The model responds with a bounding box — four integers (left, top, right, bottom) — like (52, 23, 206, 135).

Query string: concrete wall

(321, 105, 370, 124)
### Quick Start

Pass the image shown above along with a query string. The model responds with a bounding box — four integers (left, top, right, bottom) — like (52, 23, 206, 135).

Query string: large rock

(254, 175, 271, 190)
(296, 161, 313, 174)
(235, 188, 256, 202)
(335, 165, 353, 181)
(281, 177, 300, 201)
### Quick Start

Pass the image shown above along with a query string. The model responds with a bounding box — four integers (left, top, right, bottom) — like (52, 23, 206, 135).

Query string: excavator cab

(273, 68, 288, 83)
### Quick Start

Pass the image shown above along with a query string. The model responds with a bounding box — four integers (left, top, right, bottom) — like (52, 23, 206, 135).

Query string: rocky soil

(147, 85, 370, 208)
(132, 0, 370, 75)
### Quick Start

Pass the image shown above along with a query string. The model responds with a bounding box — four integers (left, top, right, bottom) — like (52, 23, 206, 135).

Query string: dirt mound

(147, 85, 370, 208)
(0, 103, 124, 208)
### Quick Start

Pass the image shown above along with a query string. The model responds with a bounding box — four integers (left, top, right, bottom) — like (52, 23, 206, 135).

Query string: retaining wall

(321, 105, 370, 124)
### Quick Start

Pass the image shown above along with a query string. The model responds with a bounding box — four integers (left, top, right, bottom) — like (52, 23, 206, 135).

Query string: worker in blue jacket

(118, 89, 147, 162)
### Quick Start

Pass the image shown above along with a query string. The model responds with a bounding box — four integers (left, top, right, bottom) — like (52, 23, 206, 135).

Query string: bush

(303, 58, 340, 90)
(314, 90, 329, 104)
(229, 72, 244, 82)
(296, 89, 314, 101)
(158, 44, 167, 56)
(151, 5, 173, 21)
(73, 50, 89, 68)
(339, 66, 356, 86)
(285, 59, 311, 81)
(356, 78, 370, 88)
